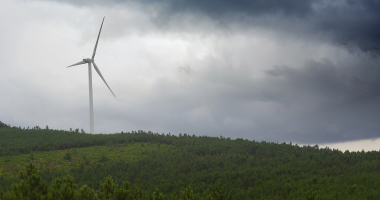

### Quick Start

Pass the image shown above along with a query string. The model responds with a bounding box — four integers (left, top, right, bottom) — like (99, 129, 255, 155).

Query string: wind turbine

(67, 17, 115, 134)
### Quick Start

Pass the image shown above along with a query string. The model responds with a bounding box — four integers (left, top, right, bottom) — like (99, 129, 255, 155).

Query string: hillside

(1, 122, 380, 199)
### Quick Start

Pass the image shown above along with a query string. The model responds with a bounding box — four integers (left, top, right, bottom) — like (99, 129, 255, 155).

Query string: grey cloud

(259, 60, 380, 143)
(164, 58, 380, 144)
(266, 60, 380, 104)
(312, 1, 380, 54)
(38, 0, 380, 54)
(93, 55, 380, 144)
(147, 0, 316, 18)
(39, 0, 317, 17)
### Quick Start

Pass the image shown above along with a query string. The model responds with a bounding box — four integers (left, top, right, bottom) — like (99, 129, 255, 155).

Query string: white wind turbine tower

(67, 17, 115, 134)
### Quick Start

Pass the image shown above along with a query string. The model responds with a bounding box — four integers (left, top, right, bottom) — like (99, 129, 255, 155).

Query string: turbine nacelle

(83, 58, 93, 63)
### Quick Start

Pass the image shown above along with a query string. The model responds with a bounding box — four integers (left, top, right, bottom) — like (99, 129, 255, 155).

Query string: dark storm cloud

(264, 60, 380, 104)
(44, 0, 317, 16)
(145, 0, 380, 54)
(146, 0, 316, 17)
(41, 0, 380, 53)
(269, 61, 380, 143)
(312, 0, 380, 54)
(115, 54, 380, 144)
(195, 59, 380, 143)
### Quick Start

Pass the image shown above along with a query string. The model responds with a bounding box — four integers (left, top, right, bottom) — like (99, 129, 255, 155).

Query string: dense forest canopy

(1, 121, 380, 199)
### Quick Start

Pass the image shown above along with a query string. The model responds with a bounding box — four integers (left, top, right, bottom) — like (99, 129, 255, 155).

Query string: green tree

(97, 175, 118, 200)
(49, 175, 78, 200)
(0, 185, 4, 198)
(10, 163, 48, 199)
(212, 180, 231, 200)
(147, 188, 165, 200)
(180, 186, 200, 200)
(113, 178, 142, 200)
(78, 185, 96, 200)
(63, 152, 71, 161)
(29, 151, 34, 161)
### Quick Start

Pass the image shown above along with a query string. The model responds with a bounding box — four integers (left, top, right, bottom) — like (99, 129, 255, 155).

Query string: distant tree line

(0, 121, 10, 129)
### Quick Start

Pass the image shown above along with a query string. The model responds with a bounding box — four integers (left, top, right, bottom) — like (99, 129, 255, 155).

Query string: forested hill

(1, 121, 314, 157)
(0, 122, 179, 156)
(0, 121, 332, 158)
(2, 121, 380, 199)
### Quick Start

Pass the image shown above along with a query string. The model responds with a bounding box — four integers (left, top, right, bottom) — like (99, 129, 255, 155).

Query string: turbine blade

(67, 60, 86, 68)
(92, 61, 116, 97)
(92, 17, 105, 60)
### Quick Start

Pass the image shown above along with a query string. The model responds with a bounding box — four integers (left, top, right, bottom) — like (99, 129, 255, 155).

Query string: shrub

(64, 152, 72, 161)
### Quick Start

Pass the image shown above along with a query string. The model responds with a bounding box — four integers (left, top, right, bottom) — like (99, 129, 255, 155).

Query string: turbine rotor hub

(83, 58, 93, 63)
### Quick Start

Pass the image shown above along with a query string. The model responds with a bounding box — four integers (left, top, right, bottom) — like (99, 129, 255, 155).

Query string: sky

(1, 0, 380, 152)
